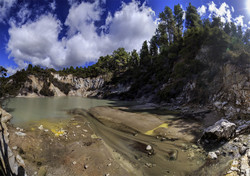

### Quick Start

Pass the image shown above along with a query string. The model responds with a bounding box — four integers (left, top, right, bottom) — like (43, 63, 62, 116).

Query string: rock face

(200, 119, 236, 145)
(18, 73, 105, 98)
(0, 108, 26, 175)
(52, 73, 104, 97)
(212, 64, 250, 118)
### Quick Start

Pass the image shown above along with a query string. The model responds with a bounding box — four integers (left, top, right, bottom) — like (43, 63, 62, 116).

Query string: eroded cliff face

(212, 64, 250, 118)
(52, 73, 104, 97)
(18, 73, 105, 98)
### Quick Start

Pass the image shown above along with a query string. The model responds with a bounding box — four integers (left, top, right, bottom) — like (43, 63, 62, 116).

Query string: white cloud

(7, 0, 157, 72)
(50, 0, 56, 11)
(9, 4, 31, 26)
(208, 1, 232, 23)
(234, 15, 244, 26)
(231, 6, 234, 13)
(197, 5, 207, 16)
(0, 0, 17, 23)
(7, 15, 65, 69)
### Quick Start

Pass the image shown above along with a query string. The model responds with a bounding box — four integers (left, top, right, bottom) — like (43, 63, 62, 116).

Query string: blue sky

(0, 0, 249, 74)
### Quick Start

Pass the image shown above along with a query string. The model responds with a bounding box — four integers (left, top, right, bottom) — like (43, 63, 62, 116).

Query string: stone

(72, 161, 77, 165)
(200, 119, 236, 144)
(12, 146, 18, 150)
(230, 159, 239, 172)
(15, 132, 26, 137)
(192, 144, 198, 149)
(240, 155, 249, 175)
(236, 121, 250, 135)
(16, 155, 25, 167)
(239, 146, 248, 155)
(215, 150, 220, 155)
(0, 111, 12, 123)
(146, 145, 152, 151)
(38, 125, 44, 130)
(234, 137, 239, 142)
(208, 152, 217, 160)
(247, 149, 250, 158)
(145, 163, 153, 168)
(84, 164, 88, 169)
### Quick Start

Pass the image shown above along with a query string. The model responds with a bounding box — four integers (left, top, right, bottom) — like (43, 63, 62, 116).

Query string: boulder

(0, 108, 12, 123)
(200, 119, 236, 145)
(207, 152, 217, 160)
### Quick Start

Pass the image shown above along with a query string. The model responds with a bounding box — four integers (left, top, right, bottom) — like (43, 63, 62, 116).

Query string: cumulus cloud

(50, 0, 56, 11)
(7, 0, 157, 72)
(197, 5, 207, 16)
(234, 15, 244, 27)
(9, 3, 31, 26)
(208, 1, 232, 23)
(7, 14, 65, 68)
(0, 0, 17, 23)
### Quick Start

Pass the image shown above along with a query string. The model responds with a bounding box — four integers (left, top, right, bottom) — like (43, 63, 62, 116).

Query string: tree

(174, 4, 184, 41)
(140, 41, 149, 66)
(243, 29, 250, 45)
(203, 18, 211, 29)
(237, 26, 243, 40)
(112, 48, 130, 71)
(211, 16, 223, 29)
(0, 66, 7, 77)
(164, 6, 176, 44)
(230, 22, 237, 37)
(185, 3, 202, 29)
(130, 50, 140, 67)
(27, 64, 33, 72)
(149, 35, 158, 57)
(224, 22, 231, 35)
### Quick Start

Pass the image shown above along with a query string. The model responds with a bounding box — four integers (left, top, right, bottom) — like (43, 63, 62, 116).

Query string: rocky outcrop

(200, 119, 236, 145)
(52, 73, 105, 97)
(0, 108, 26, 175)
(212, 64, 250, 118)
(18, 73, 105, 98)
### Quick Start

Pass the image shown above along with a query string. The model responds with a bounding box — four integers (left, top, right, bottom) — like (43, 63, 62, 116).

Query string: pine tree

(237, 26, 243, 40)
(140, 41, 149, 66)
(243, 29, 250, 45)
(164, 6, 176, 44)
(149, 35, 158, 57)
(174, 4, 184, 41)
(185, 3, 202, 29)
(224, 22, 231, 35)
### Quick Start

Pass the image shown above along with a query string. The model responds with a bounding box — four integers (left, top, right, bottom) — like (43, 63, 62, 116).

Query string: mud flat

(5, 104, 240, 176)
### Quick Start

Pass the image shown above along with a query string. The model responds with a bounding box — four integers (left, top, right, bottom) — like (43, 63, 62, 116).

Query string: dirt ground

(7, 106, 210, 176)
(8, 114, 136, 176)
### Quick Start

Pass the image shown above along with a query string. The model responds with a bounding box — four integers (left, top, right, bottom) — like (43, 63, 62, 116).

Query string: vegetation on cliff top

(0, 3, 249, 102)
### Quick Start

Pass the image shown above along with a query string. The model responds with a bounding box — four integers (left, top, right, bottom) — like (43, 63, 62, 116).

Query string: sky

(0, 0, 249, 74)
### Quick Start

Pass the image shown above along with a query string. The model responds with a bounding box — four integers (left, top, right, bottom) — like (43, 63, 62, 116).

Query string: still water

(3, 97, 129, 125)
